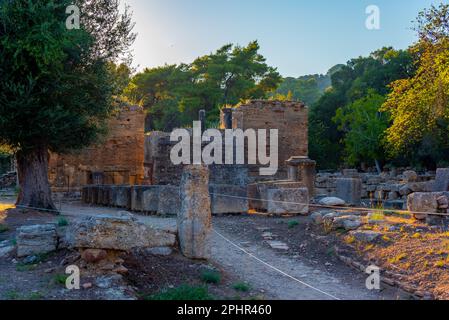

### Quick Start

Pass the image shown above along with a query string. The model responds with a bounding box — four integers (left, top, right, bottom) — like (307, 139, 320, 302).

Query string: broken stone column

(336, 178, 362, 206)
(433, 168, 449, 192)
(286, 156, 316, 197)
(178, 165, 212, 259)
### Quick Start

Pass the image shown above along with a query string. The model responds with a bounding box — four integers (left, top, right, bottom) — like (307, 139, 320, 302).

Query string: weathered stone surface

(178, 165, 212, 259)
(350, 230, 381, 243)
(433, 168, 449, 192)
(157, 186, 181, 215)
(266, 188, 309, 215)
(402, 170, 418, 182)
(115, 186, 131, 208)
(333, 216, 362, 230)
(437, 195, 449, 209)
(17, 224, 58, 257)
(131, 186, 154, 212)
(318, 197, 346, 207)
(145, 247, 173, 256)
(342, 169, 359, 178)
(336, 178, 362, 205)
(310, 212, 324, 225)
(0, 240, 14, 258)
(81, 249, 108, 263)
(66, 213, 176, 251)
(209, 184, 248, 215)
(141, 186, 160, 213)
(407, 192, 449, 220)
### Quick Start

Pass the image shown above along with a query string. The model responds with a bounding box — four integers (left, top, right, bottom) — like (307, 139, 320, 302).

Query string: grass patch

(288, 220, 299, 229)
(232, 282, 251, 292)
(57, 217, 69, 227)
(0, 224, 9, 233)
(53, 274, 69, 286)
(200, 270, 221, 284)
(16, 263, 37, 272)
(27, 291, 44, 300)
(146, 285, 214, 300)
(4, 290, 20, 300)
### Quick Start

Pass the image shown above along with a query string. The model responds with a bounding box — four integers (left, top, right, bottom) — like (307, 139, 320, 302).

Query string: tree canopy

(125, 41, 282, 131)
(0, 0, 135, 209)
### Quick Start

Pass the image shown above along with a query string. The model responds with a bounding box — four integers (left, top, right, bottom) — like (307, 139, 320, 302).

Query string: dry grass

(339, 215, 449, 299)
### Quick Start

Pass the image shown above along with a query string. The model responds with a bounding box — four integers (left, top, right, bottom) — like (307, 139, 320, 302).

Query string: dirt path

(211, 217, 400, 300)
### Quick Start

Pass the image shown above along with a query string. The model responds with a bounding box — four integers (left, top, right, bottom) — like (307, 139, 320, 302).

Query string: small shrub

(201, 270, 221, 284)
(288, 220, 299, 229)
(53, 274, 69, 286)
(57, 217, 69, 227)
(146, 285, 213, 300)
(434, 260, 445, 268)
(232, 282, 250, 292)
(28, 291, 44, 300)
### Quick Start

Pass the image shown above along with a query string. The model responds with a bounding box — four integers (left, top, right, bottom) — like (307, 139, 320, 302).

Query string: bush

(200, 270, 221, 284)
(232, 282, 251, 292)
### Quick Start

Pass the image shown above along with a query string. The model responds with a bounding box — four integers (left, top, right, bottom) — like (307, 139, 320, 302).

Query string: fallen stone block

(0, 240, 14, 258)
(66, 213, 176, 251)
(266, 188, 309, 215)
(407, 192, 449, 220)
(209, 184, 248, 215)
(333, 216, 362, 231)
(318, 197, 346, 206)
(310, 212, 324, 225)
(402, 170, 418, 183)
(336, 178, 362, 205)
(17, 224, 58, 257)
(350, 230, 381, 243)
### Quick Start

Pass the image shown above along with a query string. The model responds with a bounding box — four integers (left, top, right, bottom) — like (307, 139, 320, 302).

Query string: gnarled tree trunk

(16, 145, 56, 212)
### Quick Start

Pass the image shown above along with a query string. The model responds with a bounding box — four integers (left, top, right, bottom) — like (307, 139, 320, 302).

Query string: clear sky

(125, 0, 444, 77)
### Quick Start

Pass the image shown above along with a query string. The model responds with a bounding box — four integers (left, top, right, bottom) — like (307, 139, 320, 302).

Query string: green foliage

(146, 285, 214, 300)
(53, 274, 69, 286)
(200, 270, 221, 284)
(382, 4, 449, 168)
(125, 41, 282, 131)
(334, 91, 388, 166)
(232, 282, 251, 292)
(309, 47, 414, 169)
(273, 67, 342, 106)
(288, 220, 300, 229)
(57, 217, 69, 227)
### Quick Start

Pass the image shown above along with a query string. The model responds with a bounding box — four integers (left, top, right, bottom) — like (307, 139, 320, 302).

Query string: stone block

(266, 188, 309, 215)
(178, 165, 212, 259)
(17, 224, 58, 257)
(141, 186, 160, 213)
(209, 184, 248, 215)
(157, 186, 181, 216)
(336, 178, 362, 205)
(407, 192, 449, 220)
(114, 186, 131, 208)
(66, 213, 176, 251)
(433, 168, 449, 192)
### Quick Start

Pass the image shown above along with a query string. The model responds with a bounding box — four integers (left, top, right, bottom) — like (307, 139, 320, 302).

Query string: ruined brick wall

(145, 100, 309, 185)
(49, 105, 145, 192)
(227, 100, 308, 180)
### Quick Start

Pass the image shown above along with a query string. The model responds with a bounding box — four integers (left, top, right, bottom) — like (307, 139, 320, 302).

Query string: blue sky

(125, 0, 444, 77)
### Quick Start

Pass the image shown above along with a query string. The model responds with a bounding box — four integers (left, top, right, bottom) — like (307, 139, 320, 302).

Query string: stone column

(433, 168, 449, 192)
(286, 156, 316, 197)
(178, 165, 212, 259)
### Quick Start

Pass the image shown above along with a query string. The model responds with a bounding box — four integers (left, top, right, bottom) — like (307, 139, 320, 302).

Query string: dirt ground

(2, 195, 448, 300)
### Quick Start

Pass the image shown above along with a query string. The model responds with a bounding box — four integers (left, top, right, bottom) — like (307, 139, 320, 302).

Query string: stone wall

(225, 100, 308, 180)
(145, 100, 309, 185)
(48, 105, 145, 193)
(315, 169, 435, 208)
